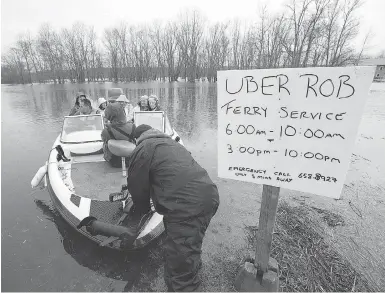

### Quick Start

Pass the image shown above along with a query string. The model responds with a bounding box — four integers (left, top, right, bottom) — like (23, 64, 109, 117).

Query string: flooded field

(1, 81, 384, 291)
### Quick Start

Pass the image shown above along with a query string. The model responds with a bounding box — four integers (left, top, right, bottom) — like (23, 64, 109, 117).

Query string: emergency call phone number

(298, 173, 337, 183)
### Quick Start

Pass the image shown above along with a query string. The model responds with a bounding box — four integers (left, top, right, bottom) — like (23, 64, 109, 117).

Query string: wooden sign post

(234, 184, 280, 291)
(255, 185, 280, 276)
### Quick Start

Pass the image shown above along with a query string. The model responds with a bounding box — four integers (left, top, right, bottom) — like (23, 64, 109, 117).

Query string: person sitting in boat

(101, 103, 136, 167)
(115, 94, 134, 121)
(75, 98, 99, 115)
(69, 92, 87, 116)
(148, 95, 161, 111)
(129, 95, 149, 123)
(126, 124, 219, 292)
(133, 95, 150, 112)
(97, 97, 107, 115)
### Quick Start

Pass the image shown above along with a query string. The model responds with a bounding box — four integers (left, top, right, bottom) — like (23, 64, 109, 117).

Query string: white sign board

(134, 111, 165, 133)
(217, 66, 375, 199)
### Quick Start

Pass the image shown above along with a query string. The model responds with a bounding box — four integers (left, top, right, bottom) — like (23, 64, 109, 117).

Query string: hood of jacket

(105, 103, 126, 124)
(136, 128, 171, 145)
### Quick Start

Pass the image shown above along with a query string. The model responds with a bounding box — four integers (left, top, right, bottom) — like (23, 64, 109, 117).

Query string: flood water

(1, 81, 385, 291)
(1, 82, 218, 291)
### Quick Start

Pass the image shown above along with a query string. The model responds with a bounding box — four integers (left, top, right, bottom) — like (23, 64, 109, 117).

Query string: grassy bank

(130, 200, 374, 292)
(245, 201, 373, 292)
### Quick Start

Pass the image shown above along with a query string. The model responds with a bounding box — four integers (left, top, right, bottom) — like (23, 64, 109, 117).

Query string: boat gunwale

(46, 137, 165, 251)
(45, 114, 184, 251)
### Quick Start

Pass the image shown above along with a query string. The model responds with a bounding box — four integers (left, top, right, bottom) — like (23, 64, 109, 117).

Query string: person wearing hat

(116, 94, 134, 122)
(126, 124, 220, 292)
(97, 97, 107, 115)
(101, 103, 136, 167)
(69, 92, 87, 116)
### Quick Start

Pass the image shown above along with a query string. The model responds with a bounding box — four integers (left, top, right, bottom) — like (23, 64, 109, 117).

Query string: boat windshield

(133, 111, 174, 136)
(164, 115, 174, 136)
(61, 114, 104, 144)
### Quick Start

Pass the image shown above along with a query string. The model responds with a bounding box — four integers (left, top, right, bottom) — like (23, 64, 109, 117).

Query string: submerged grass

(245, 201, 373, 292)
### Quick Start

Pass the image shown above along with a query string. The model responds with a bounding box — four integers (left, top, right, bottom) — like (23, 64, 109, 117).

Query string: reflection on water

(1, 81, 217, 291)
(2, 82, 217, 139)
(33, 198, 164, 291)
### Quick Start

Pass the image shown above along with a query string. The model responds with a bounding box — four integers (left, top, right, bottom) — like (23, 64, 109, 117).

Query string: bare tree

(137, 25, 154, 81)
(239, 23, 257, 69)
(24, 32, 45, 82)
(229, 19, 242, 69)
(87, 26, 98, 82)
(204, 22, 230, 80)
(115, 22, 131, 81)
(0, 2, 372, 84)
(61, 27, 79, 82)
(16, 34, 34, 83)
(37, 23, 65, 83)
(285, 0, 314, 67)
(103, 27, 120, 82)
(330, 0, 362, 65)
(354, 30, 373, 65)
(162, 21, 179, 81)
(300, 0, 330, 67)
(151, 20, 166, 81)
(3, 48, 25, 83)
(175, 9, 205, 81)
(267, 15, 289, 68)
(95, 50, 105, 81)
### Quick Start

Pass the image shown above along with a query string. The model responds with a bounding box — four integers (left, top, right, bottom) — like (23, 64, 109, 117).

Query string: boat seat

(108, 140, 136, 157)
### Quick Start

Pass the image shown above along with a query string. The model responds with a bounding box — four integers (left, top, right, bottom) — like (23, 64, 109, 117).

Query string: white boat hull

(46, 129, 184, 250)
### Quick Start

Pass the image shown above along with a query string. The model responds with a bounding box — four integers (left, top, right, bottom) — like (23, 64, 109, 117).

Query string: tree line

(1, 0, 371, 84)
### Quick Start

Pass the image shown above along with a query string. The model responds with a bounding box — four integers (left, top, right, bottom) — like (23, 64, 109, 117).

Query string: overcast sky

(1, 0, 385, 56)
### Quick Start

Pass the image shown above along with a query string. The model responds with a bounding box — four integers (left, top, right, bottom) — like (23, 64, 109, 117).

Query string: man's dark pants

(163, 199, 219, 292)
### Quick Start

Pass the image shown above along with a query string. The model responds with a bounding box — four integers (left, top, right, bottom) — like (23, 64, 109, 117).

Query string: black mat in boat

(89, 200, 124, 223)
(71, 161, 126, 200)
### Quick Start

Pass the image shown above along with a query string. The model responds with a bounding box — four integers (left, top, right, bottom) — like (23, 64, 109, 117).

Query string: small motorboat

(32, 90, 184, 251)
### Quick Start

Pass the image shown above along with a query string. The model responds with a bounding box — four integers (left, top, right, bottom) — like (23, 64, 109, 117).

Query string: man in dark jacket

(101, 103, 135, 167)
(126, 124, 220, 292)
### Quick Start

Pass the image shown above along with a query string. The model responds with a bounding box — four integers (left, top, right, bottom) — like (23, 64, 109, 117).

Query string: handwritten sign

(217, 66, 375, 198)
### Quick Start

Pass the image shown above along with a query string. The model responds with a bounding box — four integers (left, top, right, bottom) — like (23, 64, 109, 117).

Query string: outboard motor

(77, 216, 138, 248)
(77, 189, 151, 249)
